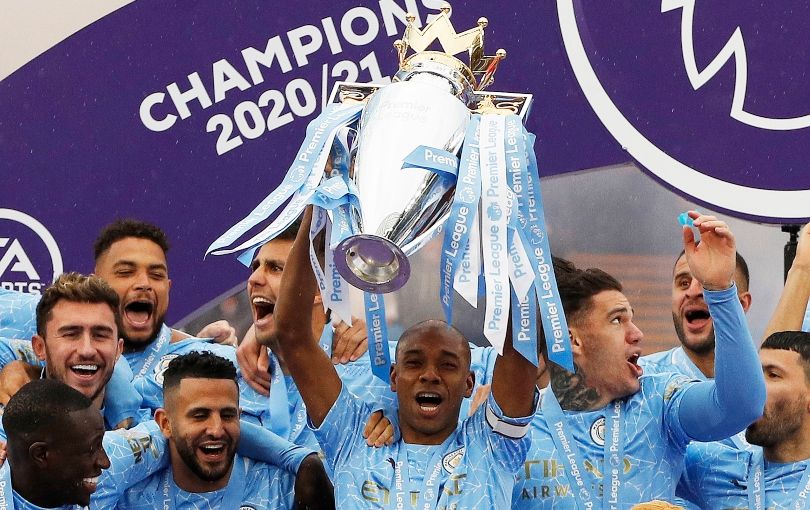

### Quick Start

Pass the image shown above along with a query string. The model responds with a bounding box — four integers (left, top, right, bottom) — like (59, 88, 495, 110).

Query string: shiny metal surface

(333, 79, 470, 293)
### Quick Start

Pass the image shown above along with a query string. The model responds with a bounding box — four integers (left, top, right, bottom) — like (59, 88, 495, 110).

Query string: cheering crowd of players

(0, 209, 808, 509)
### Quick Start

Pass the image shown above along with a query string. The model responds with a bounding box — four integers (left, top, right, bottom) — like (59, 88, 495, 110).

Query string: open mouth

(627, 353, 642, 377)
(124, 300, 154, 327)
(81, 476, 99, 493)
(71, 364, 100, 378)
(685, 309, 710, 323)
(252, 296, 275, 321)
(684, 307, 711, 332)
(199, 443, 228, 460)
(415, 392, 443, 413)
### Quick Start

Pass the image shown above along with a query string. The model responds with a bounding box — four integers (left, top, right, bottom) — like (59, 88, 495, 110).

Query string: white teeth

(72, 365, 99, 371)
(252, 296, 271, 305)
(82, 477, 98, 484)
(418, 392, 440, 398)
(419, 404, 438, 411)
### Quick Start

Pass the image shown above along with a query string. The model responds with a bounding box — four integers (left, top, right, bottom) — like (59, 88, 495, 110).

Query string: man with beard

(678, 330, 810, 509)
(115, 351, 334, 510)
(641, 250, 752, 380)
(511, 212, 765, 508)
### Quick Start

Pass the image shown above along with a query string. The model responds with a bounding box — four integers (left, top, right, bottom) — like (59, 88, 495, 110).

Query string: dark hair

(3, 379, 93, 441)
(93, 219, 170, 261)
(162, 351, 238, 393)
(673, 249, 750, 292)
(273, 215, 326, 263)
(554, 257, 623, 324)
(395, 319, 471, 368)
(36, 272, 122, 337)
(761, 331, 810, 381)
(276, 218, 303, 242)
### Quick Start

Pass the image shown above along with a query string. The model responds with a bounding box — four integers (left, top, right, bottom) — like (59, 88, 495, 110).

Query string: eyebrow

(608, 305, 631, 316)
(250, 258, 285, 271)
(673, 271, 692, 280)
(187, 406, 239, 414)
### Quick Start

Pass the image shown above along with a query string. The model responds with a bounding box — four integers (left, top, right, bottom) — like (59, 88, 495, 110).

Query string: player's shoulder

(639, 347, 677, 368)
(637, 370, 695, 398)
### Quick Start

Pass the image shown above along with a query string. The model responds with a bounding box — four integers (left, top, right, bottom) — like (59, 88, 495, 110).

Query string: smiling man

(2, 378, 170, 510)
(31, 272, 123, 409)
(115, 351, 333, 509)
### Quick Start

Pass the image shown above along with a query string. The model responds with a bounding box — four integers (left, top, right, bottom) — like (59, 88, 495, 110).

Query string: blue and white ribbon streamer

(206, 102, 363, 261)
(364, 292, 391, 381)
(480, 114, 510, 353)
(439, 116, 482, 324)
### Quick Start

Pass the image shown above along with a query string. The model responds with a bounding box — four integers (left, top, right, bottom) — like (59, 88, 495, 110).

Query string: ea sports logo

(0, 209, 62, 294)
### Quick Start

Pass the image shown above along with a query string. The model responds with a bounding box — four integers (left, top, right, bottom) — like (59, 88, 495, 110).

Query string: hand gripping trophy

(208, 2, 574, 375)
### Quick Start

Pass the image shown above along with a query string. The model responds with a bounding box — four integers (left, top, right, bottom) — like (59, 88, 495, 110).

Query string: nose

(205, 413, 226, 438)
(627, 321, 643, 345)
(133, 270, 151, 291)
(418, 365, 441, 384)
(247, 266, 265, 289)
(97, 448, 111, 470)
(77, 332, 96, 358)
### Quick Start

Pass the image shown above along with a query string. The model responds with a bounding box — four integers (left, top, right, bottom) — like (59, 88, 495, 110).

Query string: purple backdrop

(2, 0, 807, 322)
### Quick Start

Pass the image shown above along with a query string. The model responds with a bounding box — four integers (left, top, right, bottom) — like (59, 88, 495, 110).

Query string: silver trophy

(332, 2, 531, 293)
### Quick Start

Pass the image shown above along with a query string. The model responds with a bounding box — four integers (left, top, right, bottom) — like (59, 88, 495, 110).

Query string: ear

(738, 291, 752, 313)
(114, 338, 124, 362)
(313, 292, 323, 307)
(32, 335, 47, 362)
(568, 327, 585, 356)
(154, 408, 172, 439)
(29, 441, 48, 468)
(463, 370, 475, 399)
(389, 364, 397, 393)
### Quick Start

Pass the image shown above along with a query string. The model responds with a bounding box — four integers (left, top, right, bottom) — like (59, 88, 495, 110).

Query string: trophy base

(335, 234, 411, 294)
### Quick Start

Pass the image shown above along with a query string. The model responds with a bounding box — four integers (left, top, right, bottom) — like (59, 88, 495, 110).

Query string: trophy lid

(393, 2, 507, 94)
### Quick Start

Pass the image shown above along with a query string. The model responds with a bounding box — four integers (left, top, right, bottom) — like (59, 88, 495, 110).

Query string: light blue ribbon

(402, 145, 459, 180)
(364, 292, 391, 381)
(521, 129, 574, 372)
(207, 103, 364, 261)
(439, 116, 482, 325)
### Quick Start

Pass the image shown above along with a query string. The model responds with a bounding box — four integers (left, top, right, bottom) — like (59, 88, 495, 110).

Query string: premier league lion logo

(557, 0, 810, 221)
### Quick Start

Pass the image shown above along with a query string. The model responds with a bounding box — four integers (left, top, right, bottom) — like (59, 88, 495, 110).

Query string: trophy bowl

(333, 74, 471, 294)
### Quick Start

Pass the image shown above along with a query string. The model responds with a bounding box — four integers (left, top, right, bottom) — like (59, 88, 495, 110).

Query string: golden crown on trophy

(393, 1, 507, 93)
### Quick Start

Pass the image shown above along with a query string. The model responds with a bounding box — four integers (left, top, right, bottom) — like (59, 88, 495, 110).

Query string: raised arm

(269, 206, 342, 426)
(490, 316, 538, 418)
(765, 223, 810, 337)
(676, 212, 765, 439)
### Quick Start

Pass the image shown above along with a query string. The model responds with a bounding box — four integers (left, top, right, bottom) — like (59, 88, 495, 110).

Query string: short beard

(174, 437, 236, 483)
(122, 314, 166, 352)
(671, 312, 715, 355)
(746, 400, 804, 447)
